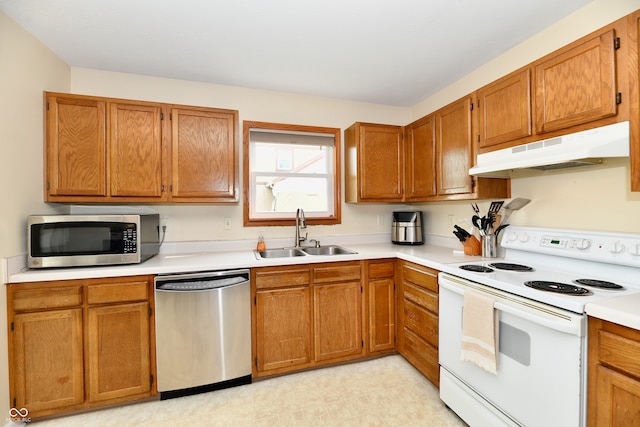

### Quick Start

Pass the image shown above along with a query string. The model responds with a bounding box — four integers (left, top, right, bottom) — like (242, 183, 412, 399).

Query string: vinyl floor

(28, 355, 467, 426)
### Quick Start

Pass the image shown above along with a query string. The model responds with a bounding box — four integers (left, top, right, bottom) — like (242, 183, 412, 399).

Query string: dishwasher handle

(155, 269, 250, 292)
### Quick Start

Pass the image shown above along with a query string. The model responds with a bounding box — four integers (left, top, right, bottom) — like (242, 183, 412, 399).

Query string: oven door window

(31, 222, 134, 256)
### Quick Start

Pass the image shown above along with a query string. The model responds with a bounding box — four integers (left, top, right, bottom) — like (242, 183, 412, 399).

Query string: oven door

(438, 273, 587, 427)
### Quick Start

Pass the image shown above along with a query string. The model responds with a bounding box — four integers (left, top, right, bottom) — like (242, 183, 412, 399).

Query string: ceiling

(0, 0, 593, 107)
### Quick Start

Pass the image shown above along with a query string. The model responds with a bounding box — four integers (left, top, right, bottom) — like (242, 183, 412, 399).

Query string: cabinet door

(255, 287, 312, 372)
(436, 97, 473, 195)
(86, 302, 151, 402)
(171, 107, 238, 201)
(405, 115, 436, 200)
(109, 102, 164, 198)
(478, 69, 532, 148)
(369, 277, 395, 353)
(46, 94, 107, 197)
(358, 124, 404, 201)
(314, 282, 363, 361)
(11, 309, 84, 413)
(535, 29, 618, 133)
(595, 366, 640, 427)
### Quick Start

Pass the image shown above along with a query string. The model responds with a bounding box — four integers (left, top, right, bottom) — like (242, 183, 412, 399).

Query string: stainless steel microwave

(28, 214, 160, 268)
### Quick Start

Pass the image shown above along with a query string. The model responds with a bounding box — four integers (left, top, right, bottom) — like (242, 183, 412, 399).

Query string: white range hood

(469, 121, 630, 177)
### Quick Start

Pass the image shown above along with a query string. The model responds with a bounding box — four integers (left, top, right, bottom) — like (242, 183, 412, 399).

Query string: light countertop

(7, 236, 639, 331)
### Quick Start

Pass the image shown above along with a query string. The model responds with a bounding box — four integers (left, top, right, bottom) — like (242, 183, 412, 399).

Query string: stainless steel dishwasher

(154, 269, 251, 399)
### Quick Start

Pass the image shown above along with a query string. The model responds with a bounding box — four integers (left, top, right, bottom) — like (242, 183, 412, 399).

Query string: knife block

(462, 236, 482, 255)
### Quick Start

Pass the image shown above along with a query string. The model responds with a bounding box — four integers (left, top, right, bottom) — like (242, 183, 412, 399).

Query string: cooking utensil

(471, 203, 480, 214)
(454, 225, 471, 239)
(501, 198, 531, 225)
(488, 201, 504, 214)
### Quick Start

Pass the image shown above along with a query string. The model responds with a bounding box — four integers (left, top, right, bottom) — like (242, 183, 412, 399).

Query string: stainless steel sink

(255, 245, 357, 259)
(300, 245, 358, 256)
(256, 248, 308, 258)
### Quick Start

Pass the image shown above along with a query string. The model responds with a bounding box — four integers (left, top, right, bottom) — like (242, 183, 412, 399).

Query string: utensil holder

(482, 234, 497, 258)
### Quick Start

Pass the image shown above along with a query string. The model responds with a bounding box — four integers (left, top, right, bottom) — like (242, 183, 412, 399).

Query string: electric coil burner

(459, 265, 493, 273)
(524, 280, 591, 295)
(489, 262, 533, 272)
(574, 278, 623, 289)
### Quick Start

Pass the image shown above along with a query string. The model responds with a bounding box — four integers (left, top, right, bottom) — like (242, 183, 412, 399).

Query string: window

(243, 121, 341, 226)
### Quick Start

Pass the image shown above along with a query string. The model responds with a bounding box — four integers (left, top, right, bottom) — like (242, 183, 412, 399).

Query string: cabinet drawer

(402, 327, 439, 386)
(255, 268, 310, 289)
(599, 330, 640, 380)
(402, 264, 438, 293)
(403, 282, 438, 314)
(313, 263, 361, 284)
(87, 281, 149, 305)
(11, 286, 83, 311)
(404, 299, 438, 347)
(368, 260, 395, 279)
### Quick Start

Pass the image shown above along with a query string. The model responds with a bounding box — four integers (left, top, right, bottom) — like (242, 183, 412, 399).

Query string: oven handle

(439, 276, 585, 336)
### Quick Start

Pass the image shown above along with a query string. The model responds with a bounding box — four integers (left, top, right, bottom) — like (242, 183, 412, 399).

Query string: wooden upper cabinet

(44, 92, 239, 203)
(436, 96, 473, 196)
(345, 122, 404, 202)
(478, 68, 532, 149)
(170, 107, 238, 202)
(46, 94, 107, 197)
(109, 101, 164, 198)
(535, 29, 618, 133)
(405, 115, 436, 200)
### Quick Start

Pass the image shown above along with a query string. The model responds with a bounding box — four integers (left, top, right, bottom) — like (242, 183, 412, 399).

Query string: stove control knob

(629, 244, 640, 256)
(608, 241, 625, 254)
(519, 233, 530, 243)
(575, 239, 591, 250)
(507, 232, 518, 242)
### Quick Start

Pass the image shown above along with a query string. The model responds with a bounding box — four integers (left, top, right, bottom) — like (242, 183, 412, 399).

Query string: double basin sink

(256, 245, 357, 259)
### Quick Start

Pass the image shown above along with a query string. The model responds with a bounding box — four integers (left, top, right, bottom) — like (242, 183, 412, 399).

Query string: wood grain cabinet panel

(44, 92, 239, 203)
(314, 281, 362, 361)
(478, 68, 532, 148)
(254, 286, 312, 372)
(404, 115, 437, 200)
(344, 122, 404, 202)
(366, 260, 396, 354)
(87, 302, 151, 402)
(535, 29, 618, 133)
(45, 94, 107, 197)
(109, 102, 163, 198)
(11, 309, 84, 414)
(436, 96, 473, 196)
(170, 107, 238, 201)
(7, 276, 156, 419)
(588, 317, 640, 426)
(398, 261, 440, 386)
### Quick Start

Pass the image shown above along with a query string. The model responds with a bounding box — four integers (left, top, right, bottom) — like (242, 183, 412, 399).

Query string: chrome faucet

(295, 208, 307, 247)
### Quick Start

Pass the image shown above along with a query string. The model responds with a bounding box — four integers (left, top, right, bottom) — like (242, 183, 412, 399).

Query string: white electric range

(437, 226, 640, 427)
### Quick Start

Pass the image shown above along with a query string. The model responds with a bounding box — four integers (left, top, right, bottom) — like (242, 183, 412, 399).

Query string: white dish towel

(460, 291, 498, 374)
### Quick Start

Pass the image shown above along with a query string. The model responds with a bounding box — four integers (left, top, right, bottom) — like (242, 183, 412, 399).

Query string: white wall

(0, 9, 70, 418)
(413, 0, 640, 235)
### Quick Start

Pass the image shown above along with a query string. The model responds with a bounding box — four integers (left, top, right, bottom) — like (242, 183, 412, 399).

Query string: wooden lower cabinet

(398, 261, 440, 386)
(253, 261, 376, 378)
(366, 260, 396, 354)
(588, 317, 640, 427)
(7, 276, 156, 419)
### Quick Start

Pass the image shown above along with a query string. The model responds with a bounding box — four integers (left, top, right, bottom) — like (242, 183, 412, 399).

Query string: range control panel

(501, 226, 640, 267)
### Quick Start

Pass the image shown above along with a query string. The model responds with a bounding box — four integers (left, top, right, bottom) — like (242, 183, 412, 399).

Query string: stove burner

(489, 263, 534, 272)
(459, 265, 494, 273)
(524, 281, 591, 295)
(574, 279, 623, 290)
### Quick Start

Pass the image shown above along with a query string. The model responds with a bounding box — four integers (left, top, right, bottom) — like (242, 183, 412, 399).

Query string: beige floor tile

(28, 355, 466, 427)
